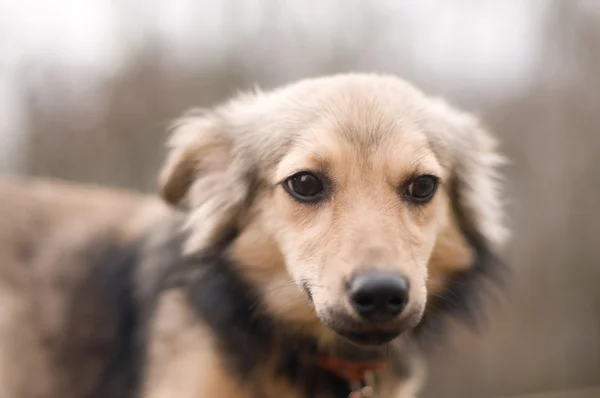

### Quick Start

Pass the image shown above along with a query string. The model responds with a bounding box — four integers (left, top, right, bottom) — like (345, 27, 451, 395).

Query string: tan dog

(0, 73, 508, 398)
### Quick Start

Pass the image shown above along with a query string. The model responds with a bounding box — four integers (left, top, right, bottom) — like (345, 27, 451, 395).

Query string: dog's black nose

(347, 272, 409, 322)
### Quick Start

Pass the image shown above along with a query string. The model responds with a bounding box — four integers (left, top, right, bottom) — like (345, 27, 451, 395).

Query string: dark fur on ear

(414, 177, 508, 343)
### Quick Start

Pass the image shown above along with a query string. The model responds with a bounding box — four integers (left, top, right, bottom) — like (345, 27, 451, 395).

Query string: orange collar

(317, 352, 387, 385)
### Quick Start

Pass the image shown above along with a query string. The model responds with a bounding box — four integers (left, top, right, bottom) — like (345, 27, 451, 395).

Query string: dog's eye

(404, 175, 439, 203)
(284, 172, 325, 202)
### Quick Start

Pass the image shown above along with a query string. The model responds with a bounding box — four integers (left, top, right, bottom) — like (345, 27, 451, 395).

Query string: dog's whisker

(272, 296, 308, 312)
(262, 282, 300, 295)
(428, 293, 459, 307)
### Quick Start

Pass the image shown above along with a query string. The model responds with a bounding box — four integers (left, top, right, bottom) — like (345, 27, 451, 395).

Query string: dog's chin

(333, 328, 402, 345)
(318, 309, 423, 346)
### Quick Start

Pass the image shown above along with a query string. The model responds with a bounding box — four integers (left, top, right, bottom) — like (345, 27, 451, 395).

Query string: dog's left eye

(404, 175, 439, 204)
(284, 172, 325, 202)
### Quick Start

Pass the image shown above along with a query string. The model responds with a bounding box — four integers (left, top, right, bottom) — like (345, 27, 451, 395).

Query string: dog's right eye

(283, 172, 325, 203)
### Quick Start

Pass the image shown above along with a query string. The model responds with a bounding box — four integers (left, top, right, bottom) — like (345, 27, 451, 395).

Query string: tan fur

(142, 290, 252, 398)
(0, 73, 507, 398)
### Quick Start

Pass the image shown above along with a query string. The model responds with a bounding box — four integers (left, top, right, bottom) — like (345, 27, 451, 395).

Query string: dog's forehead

(274, 122, 441, 184)
(248, 76, 447, 181)
(297, 78, 424, 132)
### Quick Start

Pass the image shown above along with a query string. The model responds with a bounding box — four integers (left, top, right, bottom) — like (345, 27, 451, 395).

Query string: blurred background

(1, 1, 599, 397)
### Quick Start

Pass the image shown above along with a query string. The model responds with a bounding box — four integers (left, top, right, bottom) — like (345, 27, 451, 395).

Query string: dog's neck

(316, 340, 391, 396)
(276, 330, 394, 397)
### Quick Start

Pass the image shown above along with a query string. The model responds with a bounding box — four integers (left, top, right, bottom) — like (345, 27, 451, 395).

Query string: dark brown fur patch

(62, 235, 142, 398)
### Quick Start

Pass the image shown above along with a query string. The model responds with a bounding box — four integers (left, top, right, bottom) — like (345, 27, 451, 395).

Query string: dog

(0, 73, 508, 398)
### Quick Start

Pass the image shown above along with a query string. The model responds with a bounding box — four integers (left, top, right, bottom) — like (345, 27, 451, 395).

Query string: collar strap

(317, 352, 387, 384)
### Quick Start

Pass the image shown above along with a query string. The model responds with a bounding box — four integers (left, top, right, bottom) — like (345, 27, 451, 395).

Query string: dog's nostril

(388, 296, 404, 307)
(347, 272, 409, 322)
(354, 294, 375, 308)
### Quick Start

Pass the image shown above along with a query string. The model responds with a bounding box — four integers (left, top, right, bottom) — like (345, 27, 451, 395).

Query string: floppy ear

(417, 99, 509, 335)
(158, 110, 253, 252)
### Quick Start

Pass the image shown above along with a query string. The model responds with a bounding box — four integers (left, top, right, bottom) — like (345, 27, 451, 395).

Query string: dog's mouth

(333, 328, 402, 345)
(301, 281, 313, 303)
(302, 284, 424, 345)
(317, 309, 422, 346)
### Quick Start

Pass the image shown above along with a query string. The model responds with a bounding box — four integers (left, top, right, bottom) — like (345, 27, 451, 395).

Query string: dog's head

(158, 74, 508, 346)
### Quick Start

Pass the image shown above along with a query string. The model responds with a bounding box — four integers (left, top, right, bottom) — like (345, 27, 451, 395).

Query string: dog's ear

(429, 101, 508, 259)
(158, 110, 253, 251)
(418, 100, 509, 334)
